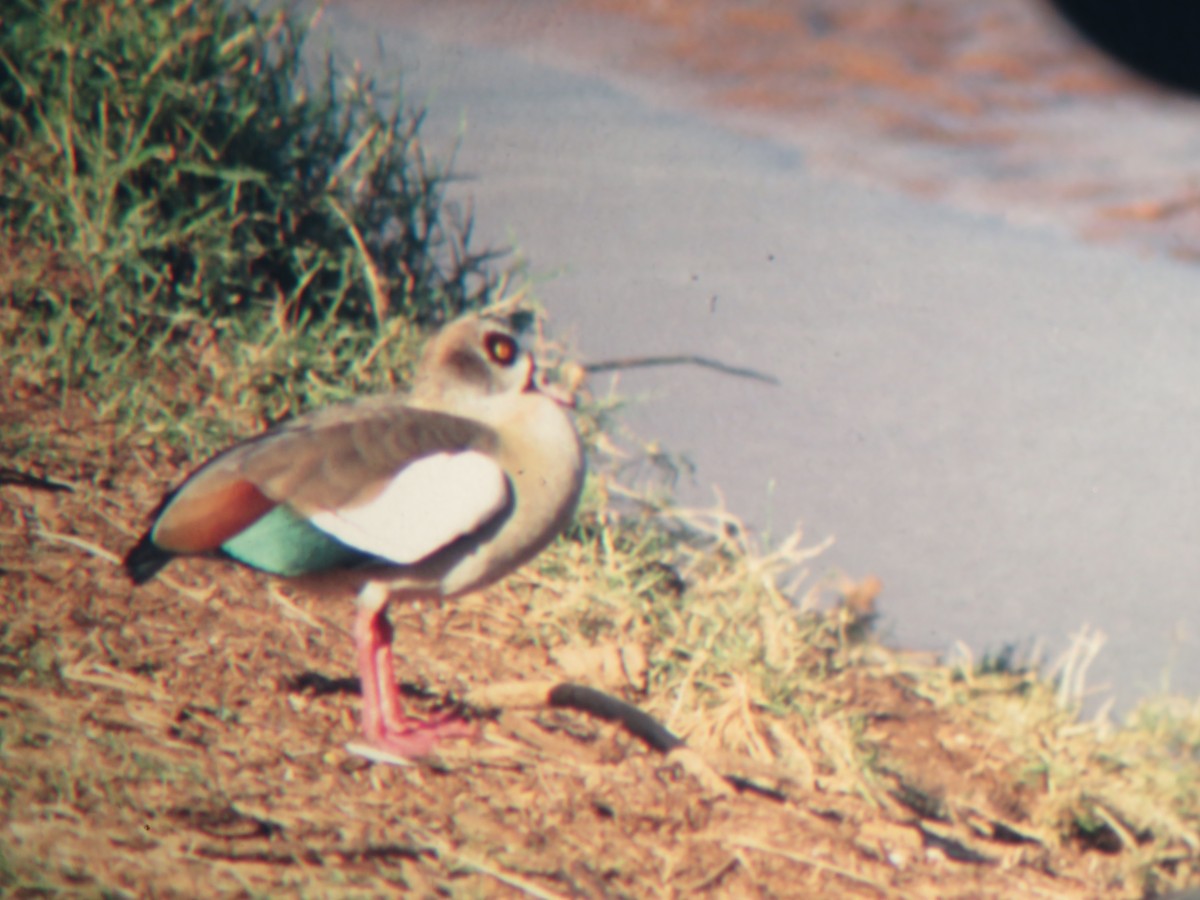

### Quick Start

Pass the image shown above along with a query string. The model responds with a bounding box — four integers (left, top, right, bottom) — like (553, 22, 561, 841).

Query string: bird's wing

(149, 403, 507, 568)
(307, 450, 508, 564)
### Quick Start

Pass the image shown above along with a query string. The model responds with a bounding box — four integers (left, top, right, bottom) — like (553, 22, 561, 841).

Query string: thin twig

(62, 661, 170, 703)
(585, 354, 780, 385)
(34, 529, 122, 564)
(728, 837, 912, 899)
(439, 846, 569, 900)
(35, 528, 217, 606)
(268, 585, 327, 633)
(0, 467, 73, 492)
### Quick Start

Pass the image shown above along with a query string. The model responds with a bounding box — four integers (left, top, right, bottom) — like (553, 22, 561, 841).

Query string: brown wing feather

(153, 478, 276, 553)
(243, 404, 498, 511)
(150, 401, 498, 552)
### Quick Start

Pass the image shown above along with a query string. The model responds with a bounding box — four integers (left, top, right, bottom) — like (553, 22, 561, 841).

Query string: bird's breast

(438, 394, 584, 597)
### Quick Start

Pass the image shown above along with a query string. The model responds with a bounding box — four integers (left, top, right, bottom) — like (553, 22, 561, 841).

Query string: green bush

(0, 0, 494, 381)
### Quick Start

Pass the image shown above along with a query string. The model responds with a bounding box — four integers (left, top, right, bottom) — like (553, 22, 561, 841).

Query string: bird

(124, 313, 585, 760)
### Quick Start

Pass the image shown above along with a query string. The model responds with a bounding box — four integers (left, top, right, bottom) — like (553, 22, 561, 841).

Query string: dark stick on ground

(0, 467, 73, 493)
(548, 683, 787, 802)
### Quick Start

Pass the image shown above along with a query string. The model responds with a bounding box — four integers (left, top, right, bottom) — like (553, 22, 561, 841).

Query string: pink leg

(351, 586, 477, 760)
(370, 611, 404, 731)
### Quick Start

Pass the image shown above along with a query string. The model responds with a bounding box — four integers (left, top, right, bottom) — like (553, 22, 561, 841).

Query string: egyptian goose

(125, 314, 585, 759)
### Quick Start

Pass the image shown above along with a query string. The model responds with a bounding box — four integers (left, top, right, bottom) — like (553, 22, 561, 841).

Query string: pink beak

(529, 368, 578, 408)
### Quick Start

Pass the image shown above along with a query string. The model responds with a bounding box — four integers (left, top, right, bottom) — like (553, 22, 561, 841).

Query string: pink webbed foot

(353, 711, 480, 764)
(349, 591, 480, 765)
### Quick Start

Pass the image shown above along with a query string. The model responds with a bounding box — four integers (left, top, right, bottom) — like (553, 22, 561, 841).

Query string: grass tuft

(1, 0, 496, 433)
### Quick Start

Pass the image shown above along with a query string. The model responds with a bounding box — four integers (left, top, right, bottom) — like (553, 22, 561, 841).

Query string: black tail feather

(125, 485, 182, 584)
(124, 531, 174, 584)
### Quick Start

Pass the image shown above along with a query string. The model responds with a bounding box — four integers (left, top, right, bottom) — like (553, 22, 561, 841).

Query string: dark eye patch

(485, 332, 518, 367)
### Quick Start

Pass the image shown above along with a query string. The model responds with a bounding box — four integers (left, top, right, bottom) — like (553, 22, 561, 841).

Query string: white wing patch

(308, 451, 509, 564)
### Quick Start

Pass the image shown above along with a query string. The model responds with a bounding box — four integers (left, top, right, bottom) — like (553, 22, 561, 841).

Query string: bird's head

(414, 314, 574, 407)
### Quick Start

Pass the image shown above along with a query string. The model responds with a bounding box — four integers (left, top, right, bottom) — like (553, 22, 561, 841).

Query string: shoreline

(351, 0, 1200, 263)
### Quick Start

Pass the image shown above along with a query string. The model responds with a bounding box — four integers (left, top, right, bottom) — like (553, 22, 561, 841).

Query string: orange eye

(485, 332, 518, 366)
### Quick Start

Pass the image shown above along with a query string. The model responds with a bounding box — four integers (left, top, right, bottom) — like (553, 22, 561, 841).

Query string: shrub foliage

(0, 0, 493, 373)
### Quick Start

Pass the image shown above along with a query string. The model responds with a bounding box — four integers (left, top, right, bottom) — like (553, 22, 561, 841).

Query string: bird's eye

(485, 332, 518, 367)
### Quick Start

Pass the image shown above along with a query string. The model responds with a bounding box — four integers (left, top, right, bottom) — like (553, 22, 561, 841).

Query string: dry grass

(5, 354, 1200, 899)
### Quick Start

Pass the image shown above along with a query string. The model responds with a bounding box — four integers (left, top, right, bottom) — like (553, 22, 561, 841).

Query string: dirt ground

(3, 362, 1189, 898)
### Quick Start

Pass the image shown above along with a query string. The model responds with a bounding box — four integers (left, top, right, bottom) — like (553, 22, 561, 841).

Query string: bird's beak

(530, 367, 579, 409)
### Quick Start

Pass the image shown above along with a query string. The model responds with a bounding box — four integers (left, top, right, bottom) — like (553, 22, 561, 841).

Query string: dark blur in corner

(1043, 0, 1200, 94)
